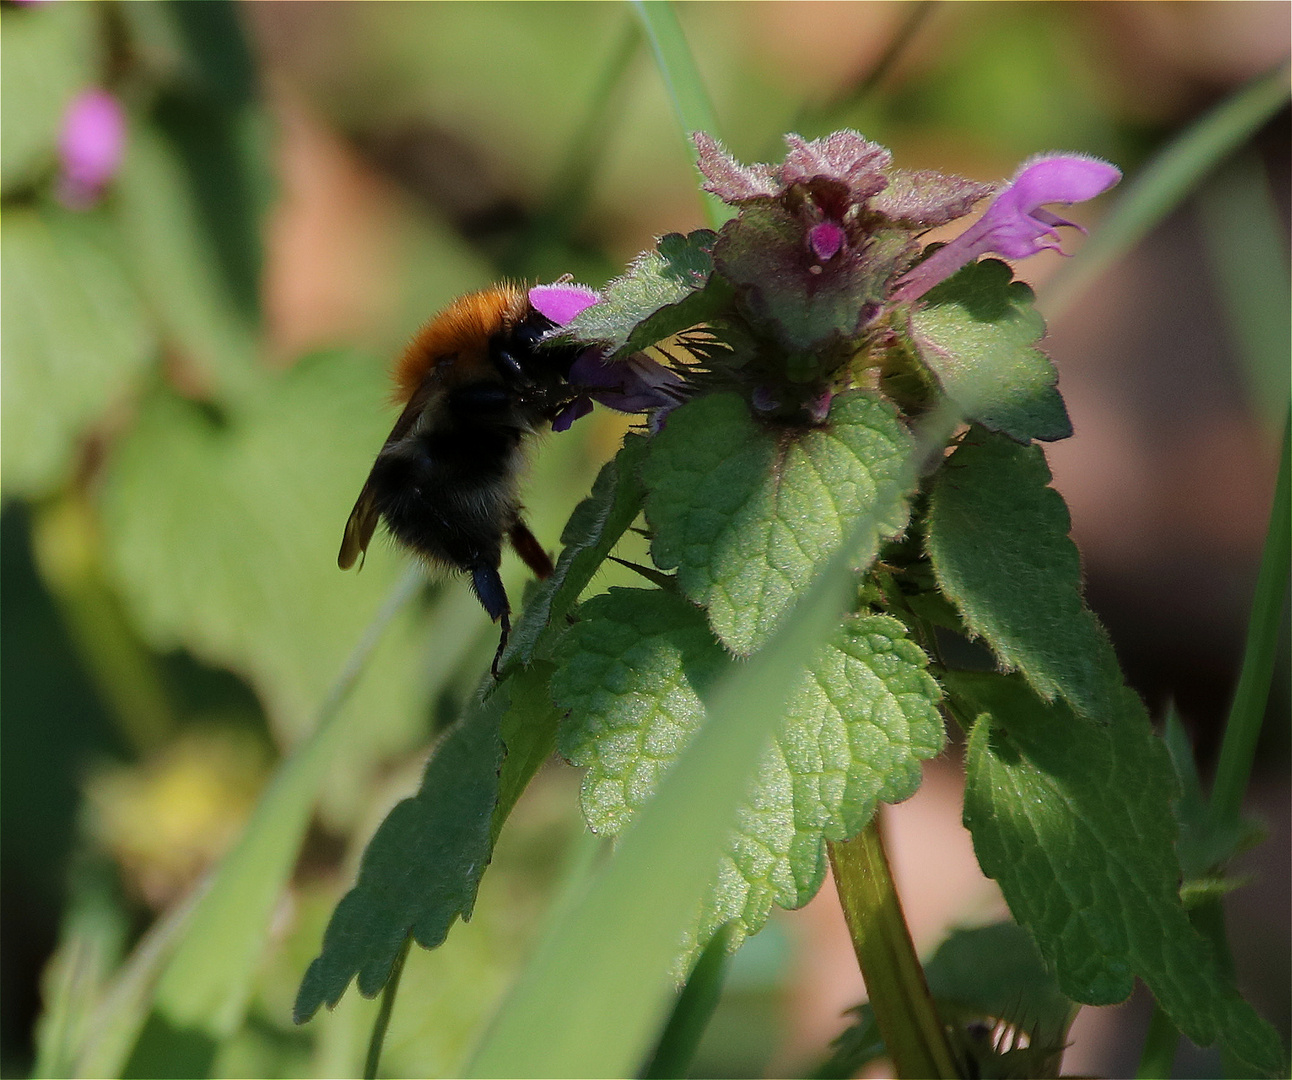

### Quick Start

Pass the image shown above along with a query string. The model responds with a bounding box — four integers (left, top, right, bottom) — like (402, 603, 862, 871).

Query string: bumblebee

(339, 285, 585, 674)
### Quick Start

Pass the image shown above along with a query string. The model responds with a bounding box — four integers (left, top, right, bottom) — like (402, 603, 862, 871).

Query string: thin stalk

(1136, 410, 1288, 1078)
(1209, 409, 1290, 824)
(828, 813, 960, 1079)
(534, 16, 641, 239)
(365, 934, 412, 1080)
(632, 0, 731, 229)
(789, 1, 938, 139)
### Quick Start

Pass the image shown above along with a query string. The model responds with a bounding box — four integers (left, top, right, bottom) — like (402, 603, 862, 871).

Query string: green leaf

(99, 352, 454, 810)
(554, 587, 943, 953)
(1163, 710, 1263, 888)
(925, 427, 1120, 722)
(564, 230, 726, 358)
(644, 391, 915, 654)
(112, 122, 260, 400)
(296, 662, 561, 1022)
(1, 1, 101, 194)
(121, 569, 425, 1078)
(465, 420, 913, 1077)
(953, 670, 1286, 1078)
(499, 434, 648, 671)
(2, 206, 155, 499)
(820, 921, 1076, 1079)
(910, 259, 1071, 443)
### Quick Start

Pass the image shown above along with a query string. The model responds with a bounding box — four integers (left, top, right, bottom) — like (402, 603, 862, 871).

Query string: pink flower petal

(891, 153, 1120, 304)
(528, 282, 601, 325)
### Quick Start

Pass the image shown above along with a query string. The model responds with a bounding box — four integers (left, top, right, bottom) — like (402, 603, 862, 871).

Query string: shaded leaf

(644, 391, 914, 654)
(925, 428, 1119, 721)
(953, 671, 1285, 1078)
(819, 921, 1075, 1079)
(2, 206, 155, 498)
(1, 1, 101, 193)
(294, 691, 504, 1022)
(910, 259, 1070, 443)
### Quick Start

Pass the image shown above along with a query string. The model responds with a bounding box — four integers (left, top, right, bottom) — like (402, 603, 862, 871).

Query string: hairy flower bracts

(545, 132, 1119, 437)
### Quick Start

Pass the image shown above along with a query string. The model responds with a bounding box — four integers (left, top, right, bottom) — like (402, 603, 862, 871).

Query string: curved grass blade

(1044, 61, 1290, 316)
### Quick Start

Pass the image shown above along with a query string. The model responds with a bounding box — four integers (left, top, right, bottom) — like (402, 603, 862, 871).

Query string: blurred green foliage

(2, 1, 1286, 1077)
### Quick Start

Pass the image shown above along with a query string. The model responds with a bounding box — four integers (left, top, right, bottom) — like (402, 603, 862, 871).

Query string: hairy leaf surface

(644, 391, 914, 654)
(926, 428, 1120, 721)
(911, 259, 1070, 443)
(564, 230, 725, 358)
(953, 671, 1285, 1078)
(553, 588, 942, 954)
(295, 664, 560, 1022)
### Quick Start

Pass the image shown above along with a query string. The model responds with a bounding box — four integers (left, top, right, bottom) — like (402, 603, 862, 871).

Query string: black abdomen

(371, 390, 528, 573)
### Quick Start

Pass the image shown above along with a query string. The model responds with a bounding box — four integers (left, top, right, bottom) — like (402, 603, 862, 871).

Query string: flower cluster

(536, 131, 1119, 429)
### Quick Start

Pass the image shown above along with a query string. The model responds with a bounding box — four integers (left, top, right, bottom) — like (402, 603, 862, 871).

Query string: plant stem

(828, 812, 961, 1079)
(365, 934, 412, 1080)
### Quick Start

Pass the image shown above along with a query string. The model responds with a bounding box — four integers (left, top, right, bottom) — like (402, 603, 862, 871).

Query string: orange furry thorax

(392, 284, 530, 404)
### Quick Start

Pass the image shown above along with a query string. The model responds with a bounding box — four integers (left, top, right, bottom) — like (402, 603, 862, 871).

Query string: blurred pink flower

(56, 88, 126, 210)
(890, 153, 1121, 303)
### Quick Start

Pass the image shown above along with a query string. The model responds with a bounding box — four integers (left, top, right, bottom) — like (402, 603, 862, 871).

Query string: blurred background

(2, 2, 1288, 1077)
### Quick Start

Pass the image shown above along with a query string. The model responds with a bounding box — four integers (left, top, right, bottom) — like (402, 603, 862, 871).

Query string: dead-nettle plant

(294, 131, 1284, 1078)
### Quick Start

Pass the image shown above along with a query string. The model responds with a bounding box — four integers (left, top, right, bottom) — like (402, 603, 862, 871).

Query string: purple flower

(890, 153, 1121, 304)
(527, 282, 687, 430)
(56, 88, 126, 210)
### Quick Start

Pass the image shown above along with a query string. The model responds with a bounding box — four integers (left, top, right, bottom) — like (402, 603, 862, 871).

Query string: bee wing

(338, 483, 380, 570)
(338, 382, 438, 571)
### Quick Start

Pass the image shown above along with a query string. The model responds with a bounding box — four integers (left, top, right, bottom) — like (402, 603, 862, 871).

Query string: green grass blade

(641, 922, 735, 1079)
(463, 405, 957, 1079)
(1196, 151, 1292, 435)
(117, 568, 424, 1075)
(632, 0, 731, 228)
(1044, 61, 1290, 317)
(1210, 411, 1290, 824)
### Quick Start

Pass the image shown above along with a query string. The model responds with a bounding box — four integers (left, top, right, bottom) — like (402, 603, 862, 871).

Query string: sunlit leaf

(644, 391, 914, 654)
(554, 587, 942, 954)
(563, 230, 727, 358)
(2, 206, 155, 499)
(0, 1, 101, 194)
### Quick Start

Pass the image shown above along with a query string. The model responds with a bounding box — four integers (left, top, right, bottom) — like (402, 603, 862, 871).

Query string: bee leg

(470, 564, 512, 678)
(508, 520, 555, 579)
(490, 612, 511, 679)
